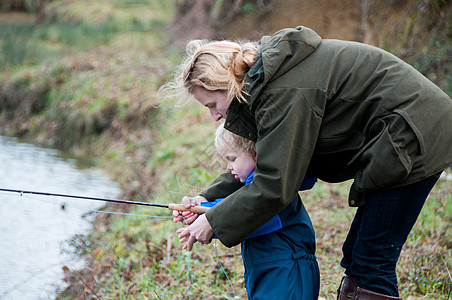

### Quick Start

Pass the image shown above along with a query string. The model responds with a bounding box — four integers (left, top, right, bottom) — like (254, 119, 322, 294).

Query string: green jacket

(202, 26, 452, 247)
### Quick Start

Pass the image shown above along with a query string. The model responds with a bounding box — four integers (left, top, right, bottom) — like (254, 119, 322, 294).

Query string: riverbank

(1, 1, 451, 298)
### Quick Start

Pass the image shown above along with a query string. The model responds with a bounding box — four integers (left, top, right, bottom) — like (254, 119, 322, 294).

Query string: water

(0, 136, 121, 299)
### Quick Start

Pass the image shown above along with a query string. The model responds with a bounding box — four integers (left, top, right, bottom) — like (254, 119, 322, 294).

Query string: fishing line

(2, 190, 237, 299)
(214, 240, 237, 298)
(14, 190, 101, 215)
(0, 188, 210, 214)
(0, 188, 167, 208)
(90, 209, 173, 219)
(16, 192, 99, 239)
(92, 209, 193, 300)
(93, 209, 237, 299)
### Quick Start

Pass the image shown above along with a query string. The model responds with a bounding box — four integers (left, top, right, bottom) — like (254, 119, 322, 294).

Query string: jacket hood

(245, 26, 322, 99)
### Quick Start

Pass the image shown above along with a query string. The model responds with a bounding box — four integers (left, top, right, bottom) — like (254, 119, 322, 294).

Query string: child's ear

(251, 149, 257, 161)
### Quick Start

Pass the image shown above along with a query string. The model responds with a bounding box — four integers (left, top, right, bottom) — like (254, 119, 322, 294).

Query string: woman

(163, 26, 452, 299)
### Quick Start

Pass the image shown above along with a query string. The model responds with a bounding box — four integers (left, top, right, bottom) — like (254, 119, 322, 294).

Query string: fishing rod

(0, 188, 209, 214)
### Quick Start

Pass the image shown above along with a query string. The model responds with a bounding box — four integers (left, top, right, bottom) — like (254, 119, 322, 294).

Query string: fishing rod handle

(168, 203, 210, 214)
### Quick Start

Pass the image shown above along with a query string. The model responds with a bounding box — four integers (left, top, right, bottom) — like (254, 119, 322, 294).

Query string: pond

(0, 136, 121, 299)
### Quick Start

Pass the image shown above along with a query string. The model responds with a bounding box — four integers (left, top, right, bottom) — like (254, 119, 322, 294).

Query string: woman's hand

(176, 214, 214, 251)
(172, 195, 207, 224)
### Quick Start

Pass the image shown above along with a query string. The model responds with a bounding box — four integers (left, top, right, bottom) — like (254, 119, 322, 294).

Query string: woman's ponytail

(229, 42, 258, 103)
(165, 39, 258, 105)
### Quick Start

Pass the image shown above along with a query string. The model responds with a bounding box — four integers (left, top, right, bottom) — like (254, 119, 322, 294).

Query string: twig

(124, 283, 137, 298)
(79, 277, 101, 300)
(166, 233, 173, 263)
(153, 290, 163, 300)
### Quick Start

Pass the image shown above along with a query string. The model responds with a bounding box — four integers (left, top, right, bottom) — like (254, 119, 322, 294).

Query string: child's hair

(215, 122, 256, 158)
(159, 39, 258, 107)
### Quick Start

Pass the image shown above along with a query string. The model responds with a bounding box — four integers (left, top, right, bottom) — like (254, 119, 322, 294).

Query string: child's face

(222, 149, 256, 183)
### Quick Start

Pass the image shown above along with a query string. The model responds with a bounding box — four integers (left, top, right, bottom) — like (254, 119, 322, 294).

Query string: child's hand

(172, 195, 208, 224)
(176, 227, 192, 250)
(173, 210, 198, 225)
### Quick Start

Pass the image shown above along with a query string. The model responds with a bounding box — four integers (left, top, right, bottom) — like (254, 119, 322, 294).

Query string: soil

(170, 0, 419, 47)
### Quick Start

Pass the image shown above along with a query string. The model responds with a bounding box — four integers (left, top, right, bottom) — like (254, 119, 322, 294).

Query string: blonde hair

(215, 122, 256, 158)
(159, 39, 258, 106)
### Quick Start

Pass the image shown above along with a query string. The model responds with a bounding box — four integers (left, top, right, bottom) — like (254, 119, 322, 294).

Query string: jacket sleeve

(199, 170, 244, 201)
(205, 89, 323, 247)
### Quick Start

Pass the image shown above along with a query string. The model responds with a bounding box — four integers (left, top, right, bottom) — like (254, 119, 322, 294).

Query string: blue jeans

(340, 172, 442, 296)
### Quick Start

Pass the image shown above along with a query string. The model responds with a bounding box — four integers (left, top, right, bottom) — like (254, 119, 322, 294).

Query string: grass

(0, 2, 176, 148)
(397, 178, 452, 298)
(0, 0, 451, 299)
(0, 0, 172, 70)
(56, 101, 452, 299)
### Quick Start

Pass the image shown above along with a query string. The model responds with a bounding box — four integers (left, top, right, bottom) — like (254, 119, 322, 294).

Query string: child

(177, 123, 320, 299)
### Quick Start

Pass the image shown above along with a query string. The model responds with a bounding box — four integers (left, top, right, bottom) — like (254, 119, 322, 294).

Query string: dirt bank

(170, 0, 451, 94)
(171, 0, 421, 44)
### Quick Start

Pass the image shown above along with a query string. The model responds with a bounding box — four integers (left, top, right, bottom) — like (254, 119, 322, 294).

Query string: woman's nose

(210, 109, 223, 121)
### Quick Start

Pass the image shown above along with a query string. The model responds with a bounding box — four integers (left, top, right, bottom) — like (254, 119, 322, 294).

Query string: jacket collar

(225, 98, 257, 142)
(223, 53, 265, 142)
